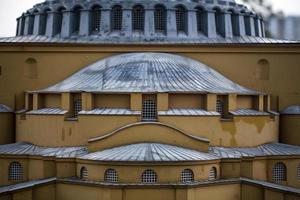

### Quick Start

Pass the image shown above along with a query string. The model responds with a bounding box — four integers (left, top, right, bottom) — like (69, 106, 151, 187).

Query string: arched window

(72, 6, 82, 34)
(132, 5, 145, 32)
(244, 14, 251, 36)
(141, 169, 157, 183)
(20, 15, 26, 35)
(24, 58, 38, 79)
(111, 5, 122, 31)
(196, 7, 204, 33)
(8, 162, 23, 181)
(55, 7, 66, 35)
(209, 167, 217, 180)
(181, 169, 194, 183)
(40, 8, 51, 35)
(297, 164, 300, 180)
(104, 169, 118, 183)
(175, 5, 187, 33)
(257, 59, 270, 80)
(272, 162, 287, 182)
(92, 5, 101, 33)
(229, 10, 239, 36)
(142, 99, 157, 120)
(80, 167, 88, 180)
(214, 8, 223, 35)
(216, 99, 224, 115)
(154, 5, 166, 33)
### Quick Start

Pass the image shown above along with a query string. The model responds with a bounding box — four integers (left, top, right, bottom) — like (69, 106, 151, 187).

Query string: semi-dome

(35, 53, 259, 94)
(14, 0, 267, 43)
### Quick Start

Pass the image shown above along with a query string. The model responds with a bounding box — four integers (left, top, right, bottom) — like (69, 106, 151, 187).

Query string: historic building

(0, 0, 300, 200)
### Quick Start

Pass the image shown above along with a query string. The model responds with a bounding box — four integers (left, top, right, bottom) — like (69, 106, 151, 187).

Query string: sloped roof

(0, 104, 13, 113)
(280, 105, 300, 115)
(79, 143, 219, 162)
(35, 53, 260, 94)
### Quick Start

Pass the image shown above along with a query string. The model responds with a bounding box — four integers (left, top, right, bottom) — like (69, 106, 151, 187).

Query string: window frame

(141, 169, 157, 184)
(8, 162, 23, 181)
(272, 162, 287, 182)
(180, 169, 194, 183)
(104, 169, 119, 183)
(111, 5, 123, 31)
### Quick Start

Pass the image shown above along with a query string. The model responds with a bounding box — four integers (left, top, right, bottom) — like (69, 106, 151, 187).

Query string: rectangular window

(74, 99, 82, 118)
(142, 95, 157, 121)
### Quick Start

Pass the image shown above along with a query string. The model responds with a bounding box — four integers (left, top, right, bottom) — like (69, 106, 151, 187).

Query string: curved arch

(181, 169, 194, 183)
(89, 3, 102, 10)
(8, 162, 23, 181)
(272, 162, 287, 182)
(56, 6, 67, 12)
(141, 169, 157, 183)
(209, 166, 217, 180)
(71, 4, 84, 11)
(88, 122, 209, 152)
(104, 169, 118, 183)
(80, 166, 88, 180)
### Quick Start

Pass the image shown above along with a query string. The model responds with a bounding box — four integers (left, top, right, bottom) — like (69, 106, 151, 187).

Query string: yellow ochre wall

(280, 115, 300, 146)
(0, 45, 299, 111)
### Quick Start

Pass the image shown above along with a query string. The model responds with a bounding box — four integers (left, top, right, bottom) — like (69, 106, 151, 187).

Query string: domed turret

(16, 0, 265, 43)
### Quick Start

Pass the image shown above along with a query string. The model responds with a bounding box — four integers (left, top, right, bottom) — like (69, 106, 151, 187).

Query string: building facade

(0, 0, 300, 200)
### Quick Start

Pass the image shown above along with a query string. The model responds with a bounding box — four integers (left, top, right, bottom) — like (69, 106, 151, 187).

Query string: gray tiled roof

(280, 105, 300, 115)
(27, 108, 68, 115)
(79, 143, 219, 162)
(210, 143, 300, 159)
(34, 53, 260, 94)
(0, 104, 13, 113)
(158, 109, 220, 116)
(229, 109, 270, 116)
(0, 35, 298, 45)
(0, 142, 87, 158)
(79, 108, 141, 116)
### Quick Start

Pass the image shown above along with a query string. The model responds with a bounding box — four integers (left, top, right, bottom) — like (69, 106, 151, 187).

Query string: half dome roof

(36, 53, 259, 94)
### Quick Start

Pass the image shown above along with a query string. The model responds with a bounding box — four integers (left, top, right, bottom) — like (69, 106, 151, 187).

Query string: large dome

(13, 0, 266, 43)
(36, 53, 259, 94)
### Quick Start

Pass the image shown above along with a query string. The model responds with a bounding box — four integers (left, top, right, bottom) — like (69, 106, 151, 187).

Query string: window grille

(209, 167, 217, 180)
(175, 6, 186, 32)
(8, 162, 23, 181)
(73, 7, 81, 33)
(111, 6, 122, 31)
(92, 6, 101, 32)
(216, 100, 224, 114)
(74, 99, 82, 118)
(142, 99, 157, 120)
(80, 167, 88, 180)
(141, 170, 157, 183)
(272, 162, 287, 182)
(196, 8, 204, 32)
(154, 5, 166, 33)
(132, 5, 145, 31)
(297, 164, 300, 180)
(104, 169, 118, 183)
(180, 169, 194, 183)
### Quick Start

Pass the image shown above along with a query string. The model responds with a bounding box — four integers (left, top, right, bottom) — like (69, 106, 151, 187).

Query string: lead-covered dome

(15, 0, 266, 43)
(35, 53, 259, 94)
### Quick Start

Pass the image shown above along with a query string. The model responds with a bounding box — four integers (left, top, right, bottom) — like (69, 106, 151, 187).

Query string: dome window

(71, 6, 82, 34)
(141, 170, 157, 184)
(80, 167, 88, 180)
(181, 169, 194, 183)
(175, 5, 187, 33)
(55, 7, 66, 35)
(132, 5, 145, 32)
(272, 162, 287, 182)
(154, 5, 166, 33)
(92, 6, 101, 33)
(196, 7, 205, 33)
(229, 10, 239, 36)
(214, 8, 223, 36)
(209, 167, 217, 180)
(8, 162, 23, 181)
(111, 5, 122, 31)
(104, 169, 118, 183)
(40, 8, 51, 35)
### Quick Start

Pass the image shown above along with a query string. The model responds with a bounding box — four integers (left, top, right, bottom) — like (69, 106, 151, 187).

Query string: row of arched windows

(19, 5, 263, 37)
(79, 167, 218, 183)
